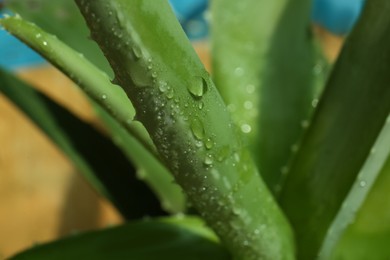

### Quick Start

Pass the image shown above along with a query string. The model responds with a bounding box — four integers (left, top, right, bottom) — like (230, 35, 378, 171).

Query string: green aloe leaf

(75, 0, 295, 259)
(0, 16, 185, 214)
(94, 107, 186, 213)
(319, 115, 390, 259)
(330, 149, 390, 259)
(212, 0, 326, 194)
(6, 0, 112, 75)
(10, 216, 230, 260)
(279, 0, 390, 258)
(0, 68, 165, 219)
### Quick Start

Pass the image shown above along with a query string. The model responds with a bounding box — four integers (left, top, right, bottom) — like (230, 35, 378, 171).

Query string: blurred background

(0, 0, 365, 258)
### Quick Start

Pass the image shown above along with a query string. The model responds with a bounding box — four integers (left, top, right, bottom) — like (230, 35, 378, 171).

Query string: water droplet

(359, 180, 367, 187)
(204, 155, 213, 166)
(240, 124, 252, 133)
(205, 138, 214, 149)
(101, 94, 107, 100)
(313, 62, 323, 75)
(211, 169, 220, 180)
(151, 71, 157, 78)
(223, 177, 232, 189)
(216, 145, 230, 162)
(246, 84, 255, 94)
(42, 41, 48, 46)
(227, 104, 237, 113)
(195, 141, 203, 148)
(166, 88, 174, 99)
(311, 99, 319, 108)
(198, 101, 204, 110)
(232, 207, 242, 215)
(158, 82, 167, 92)
(244, 101, 253, 110)
(35, 33, 42, 39)
(190, 118, 205, 140)
(132, 46, 143, 60)
(291, 144, 299, 152)
(281, 166, 289, 175)
(234, 67, 244, 76)
(234, 152, 240, 162)
(136, 169, 147, 179)
(301, 120, 310, 128)
(188, 76, 207, 98)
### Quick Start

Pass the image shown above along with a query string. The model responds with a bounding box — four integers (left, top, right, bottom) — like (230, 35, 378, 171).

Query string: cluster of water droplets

(83, 6, 269, 253)
(226, 64, 258, 135)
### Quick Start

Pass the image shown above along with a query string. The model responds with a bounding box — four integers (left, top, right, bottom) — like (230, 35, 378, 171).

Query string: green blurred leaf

(0, 16, 186, 213)
(212, 0, 326, 194)
(7, 0, 112, 75)
(10, 216, 230, 260)
(319, 115, 390, 259)
(0, 68, 165, 219)
(332, 164, 390, 259)
(332, 179, 390, 260)
(6, 0, 187, 212)
(332, 231, 390, 260)
(94, 107, 186, 213)
(279, 1, 390, 258)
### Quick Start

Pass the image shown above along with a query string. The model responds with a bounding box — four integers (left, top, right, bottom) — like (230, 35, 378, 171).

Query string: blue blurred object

(0, 9, 45, 70)
(169, 0, 209, 40)
(169, 0, 207, 22)
(312, 0, 366, 35)
(0, 0, 366, 70)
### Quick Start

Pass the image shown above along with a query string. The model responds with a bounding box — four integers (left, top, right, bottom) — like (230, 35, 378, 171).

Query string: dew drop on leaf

(234, 67, 244, 76)
(211, 169, 220, 180)
(166, 88, 174, 99)
(205, 138, 214, 149)
(216, 145, 230, 162)
(246, 84, 255, 94)
(301, 120, 310, 128)
(311, 98, 319, 108)
(240, 123, 252, 133)
(244, 101, 253, 110)
(132, 46, 143, 60)
(158, 81, 167, 93)
(291, 143, 299, 152)
(188, 76, 207, 98)
(190, 117, 205, 140)
(223, 176, 232, 190)
(204, 155, 213, 166)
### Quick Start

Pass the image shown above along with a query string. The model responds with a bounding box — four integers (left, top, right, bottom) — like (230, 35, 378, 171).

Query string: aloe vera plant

(1, 0, 389, 259)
